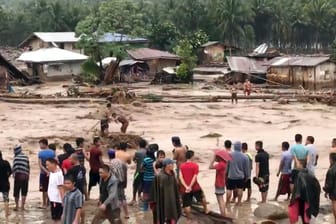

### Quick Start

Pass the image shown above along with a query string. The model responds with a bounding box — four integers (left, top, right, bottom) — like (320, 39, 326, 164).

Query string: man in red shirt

(179, 150, 209, 222)
(88, 137, 103, 199)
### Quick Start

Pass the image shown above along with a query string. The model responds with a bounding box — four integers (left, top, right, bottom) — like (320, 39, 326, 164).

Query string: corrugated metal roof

(17, 48, 88, 63)
(127, 48, 180, 60)
(98, 33, 148, 43)
(226, 56, 267, 74)
(34, 32, 79, 43)
(270, 56, 330, 67)
(119, 59, 145, 67)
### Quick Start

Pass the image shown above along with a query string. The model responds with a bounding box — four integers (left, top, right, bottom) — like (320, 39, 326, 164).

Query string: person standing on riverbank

(226, 141, 249, 206)
(242, 143, 252, 202)
(150, 158, 181, 224)
(324, 153, 336, 224)
(38, 138, 55, 209)
(46, 158, 64, 224)
(305, 136, 318, 175)
(88, 137, 103, 199)
(254, 141, 270, 203)
(209, 150, 230, 216)
(180, 150, 209, 222)
(275, 141, 292, 201)
(63, 175, 83, 224)
(130, 138, 147, 206)
(92, 164, 121, 224)
(0, 151, 11, 217)
(12, 145, 30, 211)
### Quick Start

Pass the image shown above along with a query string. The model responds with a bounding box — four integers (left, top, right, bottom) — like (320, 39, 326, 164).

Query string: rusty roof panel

(127, 48, 180, 61)
(226, 56, 267, 74)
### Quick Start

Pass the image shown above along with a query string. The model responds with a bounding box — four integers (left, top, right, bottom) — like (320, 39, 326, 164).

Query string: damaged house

(0, 52, 30, 90)
(17, 48, 88, 81)
(198, 41, 239, 65)
(127, 48, 180, 76)
(267, 56, 336, 90)
(226, 56, 267, 84)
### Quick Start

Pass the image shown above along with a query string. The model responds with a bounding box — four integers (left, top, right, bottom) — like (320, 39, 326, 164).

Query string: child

(63, 175, 83, 224)
(142, 150, 155, 211)
(324, 153, 336, 223)
(46, 158, 64, 224)
(242, 143, 252, 202)
(275, 142, 292, 201)
(209, 150, 229, 216)
(153, 150, 166, 175)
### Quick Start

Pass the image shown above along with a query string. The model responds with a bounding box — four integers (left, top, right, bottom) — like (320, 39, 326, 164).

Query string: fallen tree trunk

(0, 97, 106, 104)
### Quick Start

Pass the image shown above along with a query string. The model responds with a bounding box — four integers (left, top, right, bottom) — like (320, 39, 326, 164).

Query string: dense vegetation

(1, 0, 336, 52)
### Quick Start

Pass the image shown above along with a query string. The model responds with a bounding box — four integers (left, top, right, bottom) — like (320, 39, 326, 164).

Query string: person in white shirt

(305, 136, 319, 175)
(46, 158, 64, 224)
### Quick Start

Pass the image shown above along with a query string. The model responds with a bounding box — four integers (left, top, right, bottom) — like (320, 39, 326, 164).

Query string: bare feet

(236, 202, 242, 206)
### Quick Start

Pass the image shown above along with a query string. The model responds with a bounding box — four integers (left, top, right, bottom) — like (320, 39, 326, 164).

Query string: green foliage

(80, 59, 100, 84)
(332, 39, 336, 61)
(175, 40, 197, 82)
(1, 0, 336, 50)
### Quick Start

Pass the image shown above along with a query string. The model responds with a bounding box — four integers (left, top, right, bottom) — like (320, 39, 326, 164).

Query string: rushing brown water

(0, 82, 335, 223)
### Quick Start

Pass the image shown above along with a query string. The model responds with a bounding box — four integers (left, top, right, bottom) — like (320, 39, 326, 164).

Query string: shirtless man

(101, 103, 129, 134)
(111, 113, 129, 134)
(244, 79, 252, 96)
(172, 136, 187, 179)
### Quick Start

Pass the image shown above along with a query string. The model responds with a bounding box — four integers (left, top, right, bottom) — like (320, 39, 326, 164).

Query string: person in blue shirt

(37, 138, 56, 209)
(275, 141, 292, 201)
(290, 134, 308, 169)
(142, 149, 155, 211)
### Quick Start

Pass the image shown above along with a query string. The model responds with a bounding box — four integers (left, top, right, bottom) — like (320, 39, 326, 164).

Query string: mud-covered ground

(0, 82, 334, 223)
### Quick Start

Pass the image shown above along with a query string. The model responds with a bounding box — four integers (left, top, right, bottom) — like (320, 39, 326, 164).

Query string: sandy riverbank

(0, 83, 335, 223)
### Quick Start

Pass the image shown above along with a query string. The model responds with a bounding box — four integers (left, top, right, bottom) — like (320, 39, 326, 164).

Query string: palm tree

(214, 0, 254, 46)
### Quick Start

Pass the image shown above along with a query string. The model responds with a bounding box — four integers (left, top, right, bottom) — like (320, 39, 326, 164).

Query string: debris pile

(67, 86, 136, 104)
(102, 132, 143, 149)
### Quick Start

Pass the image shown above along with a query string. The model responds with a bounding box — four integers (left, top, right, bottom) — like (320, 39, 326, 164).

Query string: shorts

(143, 180, 153, 195)
(14, 175, 29, 197)
(290, 169, 299, 184)
(89, 170, 100, 189)
(39, 173, 49, 192)
(215, 187, 225, 195)
(243, 179, 252, 191)
(226, 179, 245, 190)
(182, 190, 205, 208)
(1, 192, 9, 202)
(133, 172, 144, 194)
(50, 202, 63, 221)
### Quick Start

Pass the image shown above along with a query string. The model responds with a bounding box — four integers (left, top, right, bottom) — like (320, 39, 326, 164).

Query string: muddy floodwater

(0, 83, 335, 223)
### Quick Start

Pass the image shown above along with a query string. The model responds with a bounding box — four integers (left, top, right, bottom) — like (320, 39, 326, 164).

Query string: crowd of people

(0, 134, 336, 224)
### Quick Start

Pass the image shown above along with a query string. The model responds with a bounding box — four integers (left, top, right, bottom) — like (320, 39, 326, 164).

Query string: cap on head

(162, 158, 175, 167)
(14, 144, 22, 155)
(108, 149, 115, 159)
(233, 141, 242, 151)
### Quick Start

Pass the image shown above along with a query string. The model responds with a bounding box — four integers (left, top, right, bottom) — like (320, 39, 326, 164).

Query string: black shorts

(182, 190, 204, 208)
(50, 202, 63, 221)
(14, 176, 29, 197)
(290, 169, 299, 184)
(89, 170, 100, 189)
(258, 176, 269, 193)
(100, 119, 109, 131)
(133, 172, 144, 193)
(226, 179, 245, 190)
(243, 179, 251, 191)
(39, 173, 49, 192)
